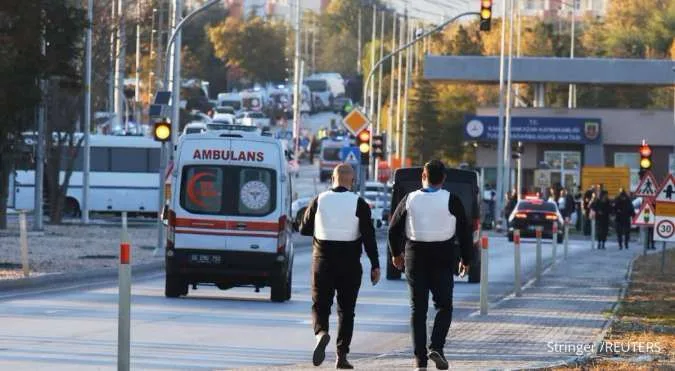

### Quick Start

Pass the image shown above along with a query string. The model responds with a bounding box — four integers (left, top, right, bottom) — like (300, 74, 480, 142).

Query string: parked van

(164, 128, 294, 302)
(304, 78, 333, 112)
(217, 92, 243, 113)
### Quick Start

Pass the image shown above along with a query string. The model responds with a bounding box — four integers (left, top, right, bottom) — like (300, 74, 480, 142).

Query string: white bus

(13, 134, 162, 217)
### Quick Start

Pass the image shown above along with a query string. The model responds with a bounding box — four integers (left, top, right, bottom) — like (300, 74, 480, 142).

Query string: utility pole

(115, 0, 127, 133)
(357, 7, 362, 75)
(82, 0, 93, 224)
(311, 18, 317, 75)
(109, 0, 117, 113)
(148, 8, 157, 102)
(34, 24, 47, 231)
(156, 1, 166, 90)
(504, 0, 515, 195)
(135, 0, 142, 124)
(386, 12, 397, 168)
(568, 0, 576, 109)
(293, 0, 302, 158)
(170, 0, 182, 147)
(376, 9, 385, 134)
(395, 13, 405, 160)
(495, 0, 508, 232)
(401, 15, 411, 166)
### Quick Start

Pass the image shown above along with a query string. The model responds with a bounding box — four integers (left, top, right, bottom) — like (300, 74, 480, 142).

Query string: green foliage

(407, 78, 441, 165)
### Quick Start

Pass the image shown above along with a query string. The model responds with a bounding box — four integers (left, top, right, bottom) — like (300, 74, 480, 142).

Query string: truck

(386, 167, 482, 283)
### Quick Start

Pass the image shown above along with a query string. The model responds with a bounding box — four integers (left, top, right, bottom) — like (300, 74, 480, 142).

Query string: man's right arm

(388, 195, 408, 257)
(299, 197, 319, 236)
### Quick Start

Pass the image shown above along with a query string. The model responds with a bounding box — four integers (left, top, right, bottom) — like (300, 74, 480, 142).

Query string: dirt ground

(553, 249, 675, 370)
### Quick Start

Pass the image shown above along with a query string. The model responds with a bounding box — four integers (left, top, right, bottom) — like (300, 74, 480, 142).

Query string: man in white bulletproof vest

(299, 163, 381, 369)
(388, 160, 473, 371)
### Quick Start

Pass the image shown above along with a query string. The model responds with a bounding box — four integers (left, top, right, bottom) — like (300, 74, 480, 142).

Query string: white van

(164, 129, 294, 302)
(217, 92, 243, 112)
(310, 72, 346, 97)
(304, 78, 333, 111)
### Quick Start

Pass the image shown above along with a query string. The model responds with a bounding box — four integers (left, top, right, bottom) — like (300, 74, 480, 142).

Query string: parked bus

(13, 134, 161, 217)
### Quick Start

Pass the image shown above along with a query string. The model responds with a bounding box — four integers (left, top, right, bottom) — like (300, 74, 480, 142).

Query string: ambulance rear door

(174, 136, 284, 255)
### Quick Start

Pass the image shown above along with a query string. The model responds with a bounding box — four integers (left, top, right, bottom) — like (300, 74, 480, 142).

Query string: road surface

(0, 235, 589, 370)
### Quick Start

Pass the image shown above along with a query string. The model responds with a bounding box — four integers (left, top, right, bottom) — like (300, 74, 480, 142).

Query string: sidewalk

(250, 243, 637, 370)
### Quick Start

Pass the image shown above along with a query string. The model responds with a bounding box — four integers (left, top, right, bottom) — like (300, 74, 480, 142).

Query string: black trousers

(616, 220, 631, 247)
(405, 246, 454, 363)
(311, 257, 362, 355)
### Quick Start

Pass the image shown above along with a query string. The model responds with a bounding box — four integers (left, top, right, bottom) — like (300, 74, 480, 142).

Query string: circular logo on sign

(466, 120, 484, 138)
(656, 219, 675, 239)
(240, 181, 270, 210)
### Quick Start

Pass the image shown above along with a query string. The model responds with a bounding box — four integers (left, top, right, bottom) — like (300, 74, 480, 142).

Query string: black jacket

(299, 187, 380, 269)
(388, 189, 473, 265)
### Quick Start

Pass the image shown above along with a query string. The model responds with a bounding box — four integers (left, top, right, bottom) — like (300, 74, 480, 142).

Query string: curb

(0, 260, 165, 292)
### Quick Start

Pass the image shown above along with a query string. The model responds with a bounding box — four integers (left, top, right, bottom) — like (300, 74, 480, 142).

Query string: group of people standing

(581, 186, 637, 250)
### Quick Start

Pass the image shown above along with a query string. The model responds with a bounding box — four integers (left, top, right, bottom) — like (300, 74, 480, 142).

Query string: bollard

(513, 229, 522, 297)
(479, 233, 489, 316)
(563, 218, 569, 260)
(551, 222, 558, 266)
(535, 226, 543, 283)
(641, 227, 647, 256)
(590, 215, 596, 249)
(661, 242, 667, 274)
(19, 211, 29, 278)
(118, 212, 131, 371)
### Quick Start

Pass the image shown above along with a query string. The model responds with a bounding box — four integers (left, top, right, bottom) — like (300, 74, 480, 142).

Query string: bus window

(111, 148, 149, 173)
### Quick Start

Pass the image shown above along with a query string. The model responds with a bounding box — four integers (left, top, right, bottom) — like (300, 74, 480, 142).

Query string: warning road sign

(654, 217, 675, 241)
(655, 174, 675, 203)
(634, 171, 658, 197)
(632, 202, 654, 226)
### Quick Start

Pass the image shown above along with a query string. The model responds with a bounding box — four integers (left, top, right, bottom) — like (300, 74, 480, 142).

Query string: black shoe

(313, 332, 330, 366)
(335, 354, 354, 369)
(414, 358, 428, 370)
(428, 349, 449, 370)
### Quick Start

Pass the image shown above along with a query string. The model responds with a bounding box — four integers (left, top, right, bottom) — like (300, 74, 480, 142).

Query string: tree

(208, 16, 289, 84)
(407, 78, 441, 165)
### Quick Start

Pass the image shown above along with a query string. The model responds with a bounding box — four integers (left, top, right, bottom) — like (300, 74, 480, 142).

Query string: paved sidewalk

(245, 243, 637, 370)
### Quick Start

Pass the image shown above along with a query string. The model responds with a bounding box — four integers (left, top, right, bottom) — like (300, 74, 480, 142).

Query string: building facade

(466, 108, 675, 194)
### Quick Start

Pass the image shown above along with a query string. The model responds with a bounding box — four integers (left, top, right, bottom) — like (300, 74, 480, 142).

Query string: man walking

(300, 163, 381, 369)
(388, 160, 474, 370)
(613, 189, 635, 249)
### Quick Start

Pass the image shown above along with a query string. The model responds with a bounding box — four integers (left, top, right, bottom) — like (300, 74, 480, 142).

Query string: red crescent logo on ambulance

(186, 172, 214, 209)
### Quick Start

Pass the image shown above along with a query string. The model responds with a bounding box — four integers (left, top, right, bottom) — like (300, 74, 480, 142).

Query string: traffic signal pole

(361, 11, 480, 167)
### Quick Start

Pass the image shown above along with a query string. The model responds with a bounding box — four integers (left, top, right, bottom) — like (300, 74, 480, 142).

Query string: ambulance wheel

(271, 268, 290, 302)
(386, 250, 402, 280)
(285, 267, 293, 300)
(165, 274, 188, 298)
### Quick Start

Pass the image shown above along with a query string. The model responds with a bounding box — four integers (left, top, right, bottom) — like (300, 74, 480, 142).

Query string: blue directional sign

(340, 146, 361, 165)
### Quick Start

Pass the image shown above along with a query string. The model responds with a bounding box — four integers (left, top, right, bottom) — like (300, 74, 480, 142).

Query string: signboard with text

(581, 167, 630, 198)
(464, 115, 602, 144)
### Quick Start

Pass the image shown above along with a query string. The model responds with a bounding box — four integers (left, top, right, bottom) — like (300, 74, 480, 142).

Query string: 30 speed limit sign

(654, 217, 675, 242)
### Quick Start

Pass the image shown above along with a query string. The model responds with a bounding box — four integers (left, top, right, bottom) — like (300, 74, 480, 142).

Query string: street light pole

(386, 12, 397, 168)
(495, 0, 508, 232)
(568, 0, 577, 109)
(357, 7, 362, 75)
(82, 0, 93, 224)
(504, 0, 516, 197)
(401, 19, 411, 166)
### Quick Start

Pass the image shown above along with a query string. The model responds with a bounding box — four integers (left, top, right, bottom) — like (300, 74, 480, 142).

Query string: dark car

(387, 167, 482, 283)
(507, 197, 564, 243)
(332, 96, 353, 114)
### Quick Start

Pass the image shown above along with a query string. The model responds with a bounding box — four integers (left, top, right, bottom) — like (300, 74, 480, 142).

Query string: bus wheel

(64, 197, 81, 218)
(165, 274, 188, 298)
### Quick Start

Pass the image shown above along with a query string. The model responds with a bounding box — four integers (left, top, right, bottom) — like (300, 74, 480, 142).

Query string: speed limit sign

(654, 217, 675, 242)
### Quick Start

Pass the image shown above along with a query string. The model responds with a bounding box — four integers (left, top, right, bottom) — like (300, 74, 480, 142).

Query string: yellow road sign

(342, 108, 370, 136)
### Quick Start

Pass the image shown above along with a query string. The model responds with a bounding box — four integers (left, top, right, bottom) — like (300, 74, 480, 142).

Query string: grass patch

(554, 249, 675, 370)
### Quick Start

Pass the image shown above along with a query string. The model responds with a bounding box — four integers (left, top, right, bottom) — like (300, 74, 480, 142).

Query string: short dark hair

(424, 160, 446, 185)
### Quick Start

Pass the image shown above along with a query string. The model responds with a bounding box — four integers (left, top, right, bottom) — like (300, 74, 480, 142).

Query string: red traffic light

(358, 130, 370, 142)
(639, 144, 652, 157)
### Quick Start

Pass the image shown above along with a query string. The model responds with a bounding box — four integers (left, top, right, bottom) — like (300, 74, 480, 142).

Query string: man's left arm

(356, 198, 380, 269)
(450, 194, 473, 265)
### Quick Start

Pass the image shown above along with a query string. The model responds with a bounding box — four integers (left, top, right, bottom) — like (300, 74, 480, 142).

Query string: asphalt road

(0, 234, 592, 370)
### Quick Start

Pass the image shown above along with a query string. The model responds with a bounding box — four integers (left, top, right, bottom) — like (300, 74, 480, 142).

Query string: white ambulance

(164, 129, 294, 302)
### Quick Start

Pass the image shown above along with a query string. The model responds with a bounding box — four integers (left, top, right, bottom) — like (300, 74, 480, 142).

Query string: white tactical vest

(314, 190, 361, 241)
(405, 189, 456, 242)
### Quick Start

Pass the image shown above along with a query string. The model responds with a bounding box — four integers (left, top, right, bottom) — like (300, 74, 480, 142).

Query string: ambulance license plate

(189, 254, 222, 265)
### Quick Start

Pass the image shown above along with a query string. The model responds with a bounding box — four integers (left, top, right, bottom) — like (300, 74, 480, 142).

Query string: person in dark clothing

(388, 160, 473, 371)
(560, 189, 576, 221)
(613, 189, 635, 249)
(592, 191, 611, 249)
(300, 164, 380, 369)
(582, 187, 596, 235)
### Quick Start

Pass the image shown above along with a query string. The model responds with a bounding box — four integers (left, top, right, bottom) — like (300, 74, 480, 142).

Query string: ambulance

(164, 129, 294, 302)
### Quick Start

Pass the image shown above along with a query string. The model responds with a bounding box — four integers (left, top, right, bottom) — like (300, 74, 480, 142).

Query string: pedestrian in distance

(388, 160, 473, 371)
(613, 189, 635, 250)
(582, 186, 596, 236)
(299, 163, 381, 369)
(592, 191, 611, 249)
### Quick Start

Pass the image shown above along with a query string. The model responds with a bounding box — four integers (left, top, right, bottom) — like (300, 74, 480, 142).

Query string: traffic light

(479, 0, 493, 31)
(357, 129, 370, 165)
(639, 140, 652, 178)
(372, 134, 385, 160)
(153, 121, 171, 142)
